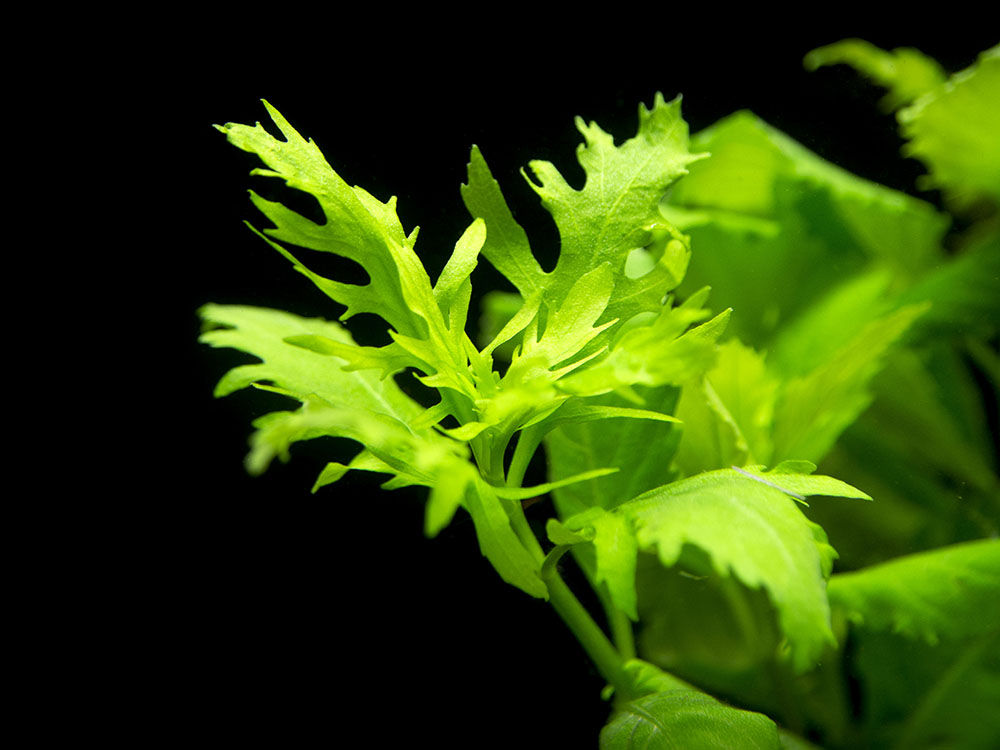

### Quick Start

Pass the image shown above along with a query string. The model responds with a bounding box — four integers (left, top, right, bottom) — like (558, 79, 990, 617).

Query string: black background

(111, 27, 995, 746)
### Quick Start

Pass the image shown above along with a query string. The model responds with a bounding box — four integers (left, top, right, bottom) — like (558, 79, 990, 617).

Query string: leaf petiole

(541, 545, 635, 700)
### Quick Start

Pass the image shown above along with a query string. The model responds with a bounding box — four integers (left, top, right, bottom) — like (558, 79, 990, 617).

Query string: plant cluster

(201, 41, 999, 748)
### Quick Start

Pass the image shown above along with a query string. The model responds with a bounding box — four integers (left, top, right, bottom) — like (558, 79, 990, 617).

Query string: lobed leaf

(219, 103, 485, 412)
(461, 145, 546, 299)
(522, 93, 707, 318)
(198, 304, 423, 420)
(220, 103, 429, 336)
(808, 41, 1000, 211)
(244, 398, 466, 483)
(804, 39, 946, 110)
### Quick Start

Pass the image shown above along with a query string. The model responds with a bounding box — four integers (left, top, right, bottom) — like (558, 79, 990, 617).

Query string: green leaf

(463, 473, 547, 598)
(197, 303, 475, 508)
(622, 659, 697, 695)
(634, 558, 790, 685)
(557, 292, 730, 396)
(734, 463, 872, 505)
(673, 339, 780, 474)
(463, 94, 706, 360)
(674, 300, 923, 475)
(894, 232, 1000, 342)
(771, 303, 926, 463)
(549, 507, 639, 620)
(461, 146, 547, 299)
(312, 450, 401, 492)
(863, 348, 1000, 497)
(453, 98, 732, 452)
(900, 45, 1000, 210)
(804, 39, 947, 110)
(433, 217, 485, 345)
(282, 334, 414, 379)
(425, 467, 548, 599)
(546, 386, 683, 517)
(600, 690, 781, 750)
(220, 102, 429, 337)
(507, 264, 617, 381)
(766, 269, 895, 377)
(477, 290, 527, 355)
(199, 304, 423, 416)
(850, 628, 1000, 750)
(664, 111, 948, 347)
(528, 400, 680, 432)
(219, 102, 480, 408)
(425, 465, 473, 537)
(244, 398, 466, 482)
(808, 41, 1000, 211)
(829, 538, 1000, 644)
(523, 93, 707, 319)
(492, 468, 619, 501)
(617, 468, 862, 671)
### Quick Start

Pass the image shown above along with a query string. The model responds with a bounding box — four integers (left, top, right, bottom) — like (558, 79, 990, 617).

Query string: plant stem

(509, 501, 546, 563)
(606, 602, 637, 661)
(507, 426, 544, 490)
(507, 428, 631, 695)
(542, 548, 633, 700)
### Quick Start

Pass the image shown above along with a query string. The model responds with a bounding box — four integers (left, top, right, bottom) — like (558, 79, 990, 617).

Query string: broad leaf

(899, 45, 1000, 209)
(617, 467, 868, 671)
(850, 628, 1000, 750)
(770, 304, 926, 463)
(600, 690, 780, 750)
(673, 301, 922, 475)
(829, 538, 1000, 644)
(663, 111, 948, 349)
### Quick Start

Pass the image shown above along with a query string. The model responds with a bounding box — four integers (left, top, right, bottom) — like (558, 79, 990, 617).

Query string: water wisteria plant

(201, 41, 1000, 748)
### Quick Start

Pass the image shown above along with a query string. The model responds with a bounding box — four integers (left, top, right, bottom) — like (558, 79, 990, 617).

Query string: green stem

(506, 427, 632, 695)
(606, 602, 637, 661)
(509, 500, 545, 562)
(542, 547, 633, 699)
(507, 425, 544, 490)
(584, 551, 636, 659)
(500, 425, 549, 563)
